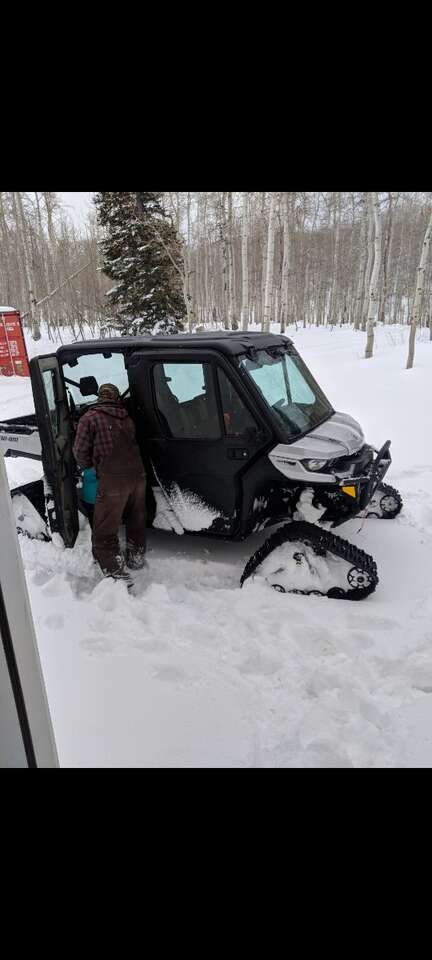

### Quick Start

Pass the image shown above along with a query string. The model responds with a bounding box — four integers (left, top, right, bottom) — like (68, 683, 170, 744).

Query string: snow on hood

(273, 411, 365, 462)
(269, 411, 366, 484)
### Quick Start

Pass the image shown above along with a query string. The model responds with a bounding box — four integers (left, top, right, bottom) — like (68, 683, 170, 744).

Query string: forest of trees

(0, 192, 110, 342)
(1, 192, 431, 364)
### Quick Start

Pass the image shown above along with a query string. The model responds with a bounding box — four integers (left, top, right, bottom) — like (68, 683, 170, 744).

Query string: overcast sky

(58, 192, 95, 228)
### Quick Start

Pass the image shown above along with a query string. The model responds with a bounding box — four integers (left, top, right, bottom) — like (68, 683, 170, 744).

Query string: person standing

(73, 383, 146, 584)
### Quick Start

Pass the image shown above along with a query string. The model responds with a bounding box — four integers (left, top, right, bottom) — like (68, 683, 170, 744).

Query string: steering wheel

(271, 398, 300, 434)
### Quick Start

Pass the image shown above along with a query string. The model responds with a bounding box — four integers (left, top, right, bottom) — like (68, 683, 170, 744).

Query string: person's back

(73, 383, 147, 584)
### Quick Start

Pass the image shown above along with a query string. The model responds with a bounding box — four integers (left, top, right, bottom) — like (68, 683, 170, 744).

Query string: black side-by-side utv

(1, 331, 402, 599)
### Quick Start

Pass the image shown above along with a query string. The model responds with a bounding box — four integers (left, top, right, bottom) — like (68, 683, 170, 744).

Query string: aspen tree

(0, 194, 13, 305)
(406, 206, 432, 369)
(378, 192, 394, 324)
(12, 192, 40, 339)
(392, 213, 405, 324)
(262, 192, 277, 332)
(241, 192, 249, 330)
(364, 193, 382, 359)
(34, 192, 52, 334)
(227, 192, 235, 328)
(260, 192, 267, 327)
(361, 195, 375, 332)
(185, 192, 195, 331)
(328, 192, 341, 326)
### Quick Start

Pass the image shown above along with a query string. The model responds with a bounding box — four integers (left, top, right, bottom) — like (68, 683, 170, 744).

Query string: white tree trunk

(43, 192, 60, 292)
(329, 192, 341, 326)
(260, 193, 267, 326)
(354, 196, 368, 330)
(364, 193, 382, 359)
(0, 193, 13, 306)
(303, 261, 309, 328)
(185, 192, 195, 332)
(201, 194, 210, 323)
(280, 192, 291, 333)
(34, 191, 52, 333)
(219, 193, 229, 326)
(361, 195, 375, 332)
(13, 192, 40, 339)
(262, 192, 277, 332)
(392, 215, 405, 324)
(378, 192, 394, 324)
(406, 207, 432, 369)
(227, 192, 235, 328)
(240, 193, 249, 330)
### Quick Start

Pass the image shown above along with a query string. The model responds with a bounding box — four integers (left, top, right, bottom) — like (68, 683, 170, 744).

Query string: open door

(30, 355, 79, 547)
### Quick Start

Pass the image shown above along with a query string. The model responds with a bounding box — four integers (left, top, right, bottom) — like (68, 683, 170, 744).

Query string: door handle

(227, 448, 249, 460)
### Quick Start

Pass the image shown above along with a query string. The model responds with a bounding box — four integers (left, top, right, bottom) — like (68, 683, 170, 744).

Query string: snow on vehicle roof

(0, 306, 17, 312)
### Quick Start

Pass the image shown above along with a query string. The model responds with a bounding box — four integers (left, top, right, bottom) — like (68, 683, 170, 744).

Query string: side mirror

(79, 376, 99, 397)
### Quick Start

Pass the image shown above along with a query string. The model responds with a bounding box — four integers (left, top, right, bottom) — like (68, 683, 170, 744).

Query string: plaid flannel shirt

(73, 405, 128, 471)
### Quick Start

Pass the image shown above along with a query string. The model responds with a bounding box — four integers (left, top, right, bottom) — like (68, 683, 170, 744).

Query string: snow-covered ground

(2, 322, 432, 767)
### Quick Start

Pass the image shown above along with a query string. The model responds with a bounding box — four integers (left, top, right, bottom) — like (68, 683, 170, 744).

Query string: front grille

(329, 444, 374, 477)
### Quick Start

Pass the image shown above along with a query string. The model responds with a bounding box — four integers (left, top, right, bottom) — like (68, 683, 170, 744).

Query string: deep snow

(2, 322, 432, 766)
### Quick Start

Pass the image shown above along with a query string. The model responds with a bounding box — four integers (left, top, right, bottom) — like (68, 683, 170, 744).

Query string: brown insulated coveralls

(74, 401, 147, 577)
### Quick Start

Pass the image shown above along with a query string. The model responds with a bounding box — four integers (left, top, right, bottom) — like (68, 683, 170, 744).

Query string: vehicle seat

(153, 365, 188, 436)
(223, 385, 249, 436)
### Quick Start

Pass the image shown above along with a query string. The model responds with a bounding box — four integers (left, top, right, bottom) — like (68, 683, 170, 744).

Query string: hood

(280, 411, 365, 460)
(268, 411, 365, 485)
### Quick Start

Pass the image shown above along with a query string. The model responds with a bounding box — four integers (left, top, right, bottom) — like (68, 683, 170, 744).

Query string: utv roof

(55, 331, 293, 364)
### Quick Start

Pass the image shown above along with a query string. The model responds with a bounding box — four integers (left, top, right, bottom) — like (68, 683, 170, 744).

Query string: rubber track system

(364, 482, 403, 519)
(240, 520, 378, 601)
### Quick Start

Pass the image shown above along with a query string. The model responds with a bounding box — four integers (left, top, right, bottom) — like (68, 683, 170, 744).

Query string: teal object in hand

(82, 468, 99, 504)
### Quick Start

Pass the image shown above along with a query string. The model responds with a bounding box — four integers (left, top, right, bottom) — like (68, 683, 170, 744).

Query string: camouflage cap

(98, 383, 120, 402)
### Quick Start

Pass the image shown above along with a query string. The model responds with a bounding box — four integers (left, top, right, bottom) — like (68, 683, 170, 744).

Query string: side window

(153, 362, 220, 439)
(42, 369, 59, 435)
(62, 353, 129, 407)
(217, 368, 258, 438)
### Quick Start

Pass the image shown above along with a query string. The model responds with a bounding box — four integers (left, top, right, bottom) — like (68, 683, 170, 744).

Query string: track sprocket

(364, 482, 403, 519)
(240, 520, 378, 600)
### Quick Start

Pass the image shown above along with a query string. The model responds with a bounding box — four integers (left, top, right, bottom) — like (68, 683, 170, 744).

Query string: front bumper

(321, 441, 392, 527)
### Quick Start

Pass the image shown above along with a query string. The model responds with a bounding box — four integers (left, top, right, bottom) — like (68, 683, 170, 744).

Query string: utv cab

(6, 332, 403, 600)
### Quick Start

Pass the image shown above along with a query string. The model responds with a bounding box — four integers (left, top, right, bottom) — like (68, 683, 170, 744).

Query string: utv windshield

(240, 347, 333, 439)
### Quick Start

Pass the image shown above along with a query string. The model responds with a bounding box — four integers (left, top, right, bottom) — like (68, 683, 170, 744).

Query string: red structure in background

(0, 308, 30, 377)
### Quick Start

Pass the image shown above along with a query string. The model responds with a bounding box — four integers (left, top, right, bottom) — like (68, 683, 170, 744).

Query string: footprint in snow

(353, 615, 398, 631)
(41, 574, 71, 597)
(152, 664, 188, 683)
(397, 466, 432, 478)
(44, 613, 65, 630)
(301, 739, 353, 768)
(32, 568, 54, 587)
(80, 634, 115, 656)
(237, 651, 283, 677)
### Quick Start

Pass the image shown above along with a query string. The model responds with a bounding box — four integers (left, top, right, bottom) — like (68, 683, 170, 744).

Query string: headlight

(302, 459, 329, 471)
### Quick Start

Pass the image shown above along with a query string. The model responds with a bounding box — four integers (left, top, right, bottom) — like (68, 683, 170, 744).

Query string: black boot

(126, 544, 147, 571)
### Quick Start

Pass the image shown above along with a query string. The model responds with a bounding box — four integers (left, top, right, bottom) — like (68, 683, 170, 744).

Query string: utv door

(128, 349, 271, 537)
(30, 355, 79, 547)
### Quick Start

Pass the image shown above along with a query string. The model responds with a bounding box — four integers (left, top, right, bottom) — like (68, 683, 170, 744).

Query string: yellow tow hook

(341, 484, 357, 498)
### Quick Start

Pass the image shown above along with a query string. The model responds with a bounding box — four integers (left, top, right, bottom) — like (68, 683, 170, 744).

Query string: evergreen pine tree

(95, 192, 185, 334)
